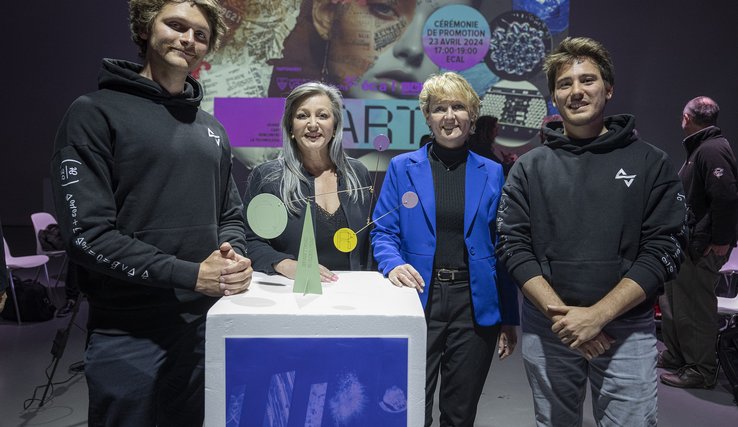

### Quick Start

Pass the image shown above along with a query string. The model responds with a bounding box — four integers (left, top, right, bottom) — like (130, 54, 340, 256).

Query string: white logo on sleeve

(713, 167, 724, 178)
(60, 159, 82, 186)
(208, 128, 221, 146)
(615, 168, 636, 187)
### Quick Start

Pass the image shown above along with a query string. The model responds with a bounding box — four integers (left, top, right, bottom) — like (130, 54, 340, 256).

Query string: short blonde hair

(419, 72, 480, 125)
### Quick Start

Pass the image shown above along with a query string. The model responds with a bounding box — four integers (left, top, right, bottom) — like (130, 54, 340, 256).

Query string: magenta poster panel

(215, 98, 285, 148)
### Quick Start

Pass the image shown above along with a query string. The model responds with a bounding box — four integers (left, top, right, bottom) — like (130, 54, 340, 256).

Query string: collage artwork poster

(197, 0, 570, 171)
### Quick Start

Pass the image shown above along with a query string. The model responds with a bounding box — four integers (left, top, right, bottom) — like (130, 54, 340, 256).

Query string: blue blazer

(371, 144, 519, 326)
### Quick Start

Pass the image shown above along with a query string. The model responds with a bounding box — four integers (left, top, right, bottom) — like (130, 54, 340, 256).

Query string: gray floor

(2, 266, 737, 426)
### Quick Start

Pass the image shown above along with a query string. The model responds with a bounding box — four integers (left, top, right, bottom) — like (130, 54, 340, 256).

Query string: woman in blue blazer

(371, 72, 519, 427)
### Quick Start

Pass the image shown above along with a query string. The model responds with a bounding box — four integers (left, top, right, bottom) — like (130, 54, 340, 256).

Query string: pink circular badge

(373, 134, 390, 152)
(422, 5, 491, 71)
(402, 191, 419, 209)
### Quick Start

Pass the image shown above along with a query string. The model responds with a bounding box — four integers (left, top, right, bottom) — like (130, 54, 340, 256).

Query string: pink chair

(3, 237, 50, 324)
(30, 212, 67, 288)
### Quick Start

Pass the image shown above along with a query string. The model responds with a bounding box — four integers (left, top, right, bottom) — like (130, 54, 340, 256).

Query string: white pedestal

(205, 271, 426, 427)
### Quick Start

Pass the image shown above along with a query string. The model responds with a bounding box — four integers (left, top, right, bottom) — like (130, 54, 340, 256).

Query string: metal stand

(39, 292, 82, 407)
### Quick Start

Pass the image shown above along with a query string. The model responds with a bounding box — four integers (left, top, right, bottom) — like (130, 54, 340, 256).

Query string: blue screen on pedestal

(225, 337, 409, 427)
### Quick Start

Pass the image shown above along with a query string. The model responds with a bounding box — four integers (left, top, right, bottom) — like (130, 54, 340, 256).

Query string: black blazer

(244, 158, 373, 274)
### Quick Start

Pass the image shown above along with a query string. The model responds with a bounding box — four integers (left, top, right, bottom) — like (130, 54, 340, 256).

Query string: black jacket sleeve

(495, 161, 543, 288)
(51, 97, 201, 290)
(217, 134, 248, 257)
(698, 140, 738, 246)
(623, 154, 686, 298)
(243, 163, 295, 274)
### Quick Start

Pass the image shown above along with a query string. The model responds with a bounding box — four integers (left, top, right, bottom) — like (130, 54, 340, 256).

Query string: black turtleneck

(428, 142, 468, 270)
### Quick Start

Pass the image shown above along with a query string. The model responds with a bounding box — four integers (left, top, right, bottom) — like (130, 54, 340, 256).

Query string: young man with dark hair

(496, 37, 686, 426)
(659, 96, 738, 388)
(51, 1, 252, 424)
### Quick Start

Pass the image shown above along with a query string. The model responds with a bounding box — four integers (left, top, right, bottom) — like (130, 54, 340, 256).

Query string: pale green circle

(246, 193, 288, 239)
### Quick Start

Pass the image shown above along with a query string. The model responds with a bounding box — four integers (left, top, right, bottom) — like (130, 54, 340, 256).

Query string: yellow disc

(333, 228, 358, 253)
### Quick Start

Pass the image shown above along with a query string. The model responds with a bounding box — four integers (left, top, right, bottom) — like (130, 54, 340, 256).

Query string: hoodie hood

(98, 58, 203, 108)
(543, 114, 638, 154)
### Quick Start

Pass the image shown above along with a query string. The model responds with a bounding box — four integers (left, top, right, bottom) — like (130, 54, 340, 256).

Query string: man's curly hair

(129, 0, 227, 57)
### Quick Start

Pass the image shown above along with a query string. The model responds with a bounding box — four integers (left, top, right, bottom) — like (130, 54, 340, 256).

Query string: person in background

(372, 71, 519, 427)
(659, 96, 738, 388)
(496, 37, 686, 426)
(470, 115, 530, 177)
(51, 1, 252, 424)
(468, 115, 499, 159)
(244, 82, 372, 281)
(539, 114, 563, 143)
(419, 133, 433, 147)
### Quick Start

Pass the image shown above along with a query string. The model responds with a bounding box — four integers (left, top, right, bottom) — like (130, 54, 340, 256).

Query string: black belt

(433, 268, 469, 282)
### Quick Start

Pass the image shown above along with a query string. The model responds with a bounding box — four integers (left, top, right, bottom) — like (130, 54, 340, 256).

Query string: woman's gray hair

(264, 81, 366, 214)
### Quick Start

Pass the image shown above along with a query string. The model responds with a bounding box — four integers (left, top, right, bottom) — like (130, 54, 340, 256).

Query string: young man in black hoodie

(659, 96, 738, 389)
(496, 37, 686, 426)
(51, 1, 253, 425)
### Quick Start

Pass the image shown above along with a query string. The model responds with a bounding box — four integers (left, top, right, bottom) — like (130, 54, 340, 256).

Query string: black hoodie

(496, 115, 686, 316)
(51, 59, 246, 331)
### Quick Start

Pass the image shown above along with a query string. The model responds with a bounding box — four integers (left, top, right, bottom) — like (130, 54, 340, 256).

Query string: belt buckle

(437, 268, 454, 281)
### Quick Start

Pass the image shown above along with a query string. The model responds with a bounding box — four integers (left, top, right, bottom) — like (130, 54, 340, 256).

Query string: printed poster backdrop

(196, 0, 570, 171)
(225, 337, 409, 426)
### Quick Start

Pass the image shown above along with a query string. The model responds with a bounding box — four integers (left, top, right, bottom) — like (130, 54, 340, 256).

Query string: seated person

(244, 82, 372, 281)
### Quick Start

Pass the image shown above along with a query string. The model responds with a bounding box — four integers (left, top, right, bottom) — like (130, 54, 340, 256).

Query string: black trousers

(85, 316, 207, 427)
(660, 252, 726, 381)
(425, 280, 500, 427)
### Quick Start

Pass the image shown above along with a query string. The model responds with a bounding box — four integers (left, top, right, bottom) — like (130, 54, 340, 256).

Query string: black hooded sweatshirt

(496, 115, 686, 316)
(51, 59, 246, 331)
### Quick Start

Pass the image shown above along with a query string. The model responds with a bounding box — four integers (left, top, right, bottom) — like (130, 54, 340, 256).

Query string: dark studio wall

(3, 1, 137, 229)
(2, 1, 737, 248)
(570, 0, 738, 165)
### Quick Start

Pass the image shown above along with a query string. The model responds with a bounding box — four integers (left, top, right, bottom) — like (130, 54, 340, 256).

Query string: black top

(314, 204, 351, 270)
(244, 158, 373, 274)
(428, 142, 468, 270)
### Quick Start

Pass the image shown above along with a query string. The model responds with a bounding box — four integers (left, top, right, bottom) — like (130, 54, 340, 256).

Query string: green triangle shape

(293, 203, 322, 295)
